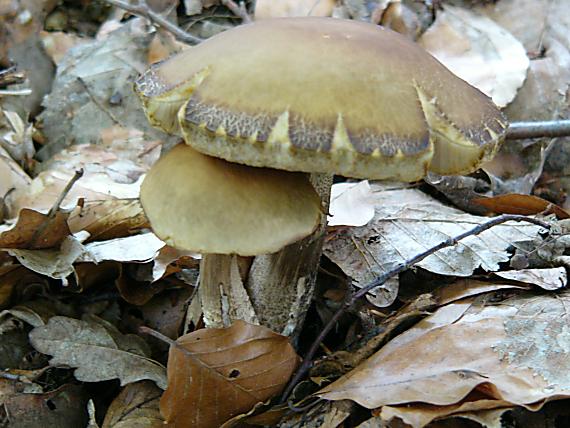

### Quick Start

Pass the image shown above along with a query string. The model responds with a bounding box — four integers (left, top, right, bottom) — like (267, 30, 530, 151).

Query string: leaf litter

(0, 1, 569, 427)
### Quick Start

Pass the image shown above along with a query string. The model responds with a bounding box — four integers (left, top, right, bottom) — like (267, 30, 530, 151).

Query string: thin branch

(507, 120, 570, 140)
(281, 214, 552, 401)
(221, 0, 252, 23)
(103, 0, 203, 44)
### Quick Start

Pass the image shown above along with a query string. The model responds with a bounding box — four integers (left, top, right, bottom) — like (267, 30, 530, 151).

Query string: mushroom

(136, 17, 506, 336)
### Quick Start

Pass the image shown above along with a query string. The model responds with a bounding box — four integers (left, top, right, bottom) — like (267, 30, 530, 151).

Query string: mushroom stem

(199, 254, 258, 328)
(506, 120, 570, 140)
(246, 173, 333, 339)
(196, 173, 332, 340)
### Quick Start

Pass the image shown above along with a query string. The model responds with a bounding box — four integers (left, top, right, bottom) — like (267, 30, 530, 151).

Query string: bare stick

(47, 169, 84, 218)
(140, 325, 178, 346)
(221, 0, 252, 23)
(103, 0, 203, 44)
(281, 214, 551, 401)
(507, 120, 570, 140)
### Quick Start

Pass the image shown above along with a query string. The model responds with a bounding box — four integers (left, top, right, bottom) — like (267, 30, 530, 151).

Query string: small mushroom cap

(140, 144, 322, 255)
(136, 17, 507, 181)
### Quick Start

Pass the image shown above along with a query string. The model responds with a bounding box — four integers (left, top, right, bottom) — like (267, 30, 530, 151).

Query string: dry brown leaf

(324, 183, 543, 286)
(419, 5, 528, 107)
(494, 267, 567, 291)
(160, 320, 299, 427)
(115, 265, 166, 306)
(102, 381, 164, 428)
(8, 234, 86, 283)
(8, 143, 147, 218)
(0, 383, 89, 428)
(380, 399, 514, 428)
(0, 208, 71, 250)
(29, 315, 167, 388)
(255, 0, 334, 18)
(319, 291, 570, 427)
(473, 194, 570, 218)
(434, 278, 529, 306)
(67, 199, 148, 241)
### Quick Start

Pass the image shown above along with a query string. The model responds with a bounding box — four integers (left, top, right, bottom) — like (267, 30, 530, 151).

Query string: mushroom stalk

(246, 173, 333, 338)
(197, 174, 332, 340)
(506, 120, 570, 140)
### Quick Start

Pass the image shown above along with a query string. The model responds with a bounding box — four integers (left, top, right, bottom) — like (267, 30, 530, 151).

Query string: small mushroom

(140, 144, 321, 256)
(136, 17, 506, 334)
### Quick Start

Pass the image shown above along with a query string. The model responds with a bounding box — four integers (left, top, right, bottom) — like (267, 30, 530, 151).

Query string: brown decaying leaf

(1, 383, 89, 428)
(473, 194, 570, 219)
(160, 320, 299, 427)
(319, 291, 570, 427)
(67, 199, 149, 242)
(102, 381, 164, 428)
(0, 208, 71, 250)
(29, 315, 167, 388)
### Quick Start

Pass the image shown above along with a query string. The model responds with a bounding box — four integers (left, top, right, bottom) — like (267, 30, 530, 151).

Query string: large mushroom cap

(136, 17, 507, 181)
(140, 144, 321, 256)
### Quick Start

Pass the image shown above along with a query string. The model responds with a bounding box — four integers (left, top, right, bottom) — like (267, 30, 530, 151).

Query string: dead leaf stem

(281, 214, 552, 402)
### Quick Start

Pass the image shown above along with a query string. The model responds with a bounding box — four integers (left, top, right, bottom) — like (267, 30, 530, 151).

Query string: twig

(221, 0, 252, 23)
(507, 120, 570, 140)
(140, 325, 178, 346)
(102, 0, 203, 44)
(47, 169, 84, 218)
(281, 214, 551, 401)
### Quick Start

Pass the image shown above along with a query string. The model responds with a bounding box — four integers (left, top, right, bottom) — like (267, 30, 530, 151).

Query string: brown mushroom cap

(140, 144, 321, 255)
(136, 17, 507, 181)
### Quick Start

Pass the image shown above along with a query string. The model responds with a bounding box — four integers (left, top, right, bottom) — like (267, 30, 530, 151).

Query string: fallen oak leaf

(29, 316, 167, 388)
(151, 320, 299, 428)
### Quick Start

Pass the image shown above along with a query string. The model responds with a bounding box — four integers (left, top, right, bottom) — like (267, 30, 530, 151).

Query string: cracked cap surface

(136, 17, 507, 181)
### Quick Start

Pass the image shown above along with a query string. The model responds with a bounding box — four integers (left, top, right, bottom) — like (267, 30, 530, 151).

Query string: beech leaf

(319, 291, 570, 427)
(160, 320, 299, 428)
(324, 183, 544, 287)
